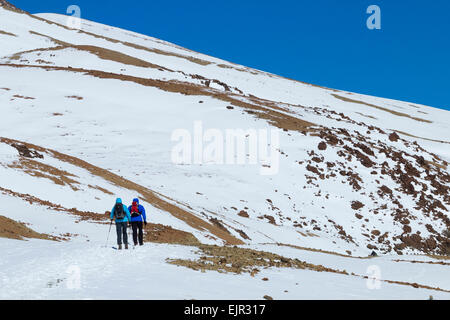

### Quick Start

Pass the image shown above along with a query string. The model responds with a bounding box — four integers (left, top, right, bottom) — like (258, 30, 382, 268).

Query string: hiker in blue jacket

(110, 198, 131, 250)
(128, 198, 147, 246)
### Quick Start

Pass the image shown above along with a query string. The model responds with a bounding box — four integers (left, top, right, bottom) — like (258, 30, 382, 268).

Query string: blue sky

(13, 0, 450, 110)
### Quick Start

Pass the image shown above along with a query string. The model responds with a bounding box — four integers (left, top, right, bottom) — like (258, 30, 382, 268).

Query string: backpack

(130, 203, 141, 218)
(114, 203, 125, 220)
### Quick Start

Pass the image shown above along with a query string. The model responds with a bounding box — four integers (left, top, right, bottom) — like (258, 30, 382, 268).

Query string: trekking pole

(105, 220, 113, 248)
(128, 222, 132, 247)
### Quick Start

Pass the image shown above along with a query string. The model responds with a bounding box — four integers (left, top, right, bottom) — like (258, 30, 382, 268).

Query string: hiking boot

(125, 244, 129, 250)
(118, 244, 122, 250)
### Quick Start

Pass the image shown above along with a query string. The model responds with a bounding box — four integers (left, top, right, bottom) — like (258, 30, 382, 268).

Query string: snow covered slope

(0, 1, 449, 299)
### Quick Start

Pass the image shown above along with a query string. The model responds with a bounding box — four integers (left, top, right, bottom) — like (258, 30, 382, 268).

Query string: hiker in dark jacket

(128, 198, 147, 246)
(110, 198, 131, 250)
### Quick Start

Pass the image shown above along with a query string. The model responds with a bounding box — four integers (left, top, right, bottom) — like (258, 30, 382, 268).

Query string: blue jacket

(128, 198, 147, 223)
(110, 198, 131, 223)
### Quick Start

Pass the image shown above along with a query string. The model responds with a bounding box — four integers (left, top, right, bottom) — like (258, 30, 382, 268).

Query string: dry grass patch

(355, 112, 377, 120)
(8, 158, 81, 191)
(0, 0, 25, 13)
(167, 244, 349, 275)
(332, 94, 432, 123)
(8, 40, 172, 72)
(76, 45, 172, 70)
(28, 15, 213, 66)
(425, 254, 450, 261)
(392, 259, 450, 266)
(0, 186, 108, 222)
(271, 242, 376, 259)
(393, 130, 450, 145)
(88, 184, 114, 195)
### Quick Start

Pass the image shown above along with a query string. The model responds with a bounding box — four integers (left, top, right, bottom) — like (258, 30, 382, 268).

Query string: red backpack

(131, 202, 141, 218)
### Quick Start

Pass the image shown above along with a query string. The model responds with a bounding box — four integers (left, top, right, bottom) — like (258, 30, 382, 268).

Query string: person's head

(116, 198, 122, 204)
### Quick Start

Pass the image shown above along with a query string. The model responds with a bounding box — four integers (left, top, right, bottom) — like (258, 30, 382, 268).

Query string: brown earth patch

(331, 94, 432, 123)
(144, 223, 200, 246)
(261, 215, 277, 225)
(66, 95, 83, 100)
(238, 210, 249, 218)
(0, 215, 57, 241)
(11, 94, 34, 100)
(0, 30, 16, 37)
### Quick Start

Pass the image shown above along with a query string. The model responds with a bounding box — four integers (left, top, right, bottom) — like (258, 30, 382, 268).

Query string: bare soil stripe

(331, 93, 433, 124)
(0, 63, 317, 134)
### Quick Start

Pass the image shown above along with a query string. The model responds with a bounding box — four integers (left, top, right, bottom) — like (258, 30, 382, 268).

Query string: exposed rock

(318, 141, 327, 151)
(351, 201, 365, 210)
(389, 132, 400, 142)
(238, 210, 249, 218)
